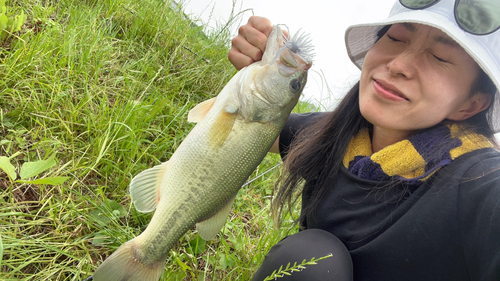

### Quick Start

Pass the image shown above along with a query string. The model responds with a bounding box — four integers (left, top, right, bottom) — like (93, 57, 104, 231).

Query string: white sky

(180, 0, 396, 109)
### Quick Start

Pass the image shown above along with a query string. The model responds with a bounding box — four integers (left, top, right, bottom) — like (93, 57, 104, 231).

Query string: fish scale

(136, 119, 280, 263)
(91, 25, 313, 281)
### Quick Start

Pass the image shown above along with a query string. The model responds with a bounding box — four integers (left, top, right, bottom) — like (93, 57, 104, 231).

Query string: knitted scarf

(342, 124, 494, 185)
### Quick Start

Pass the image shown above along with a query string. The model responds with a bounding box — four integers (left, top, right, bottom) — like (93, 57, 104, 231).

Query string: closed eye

(387, 34, 402, 42)
(433, 54, 449, 63)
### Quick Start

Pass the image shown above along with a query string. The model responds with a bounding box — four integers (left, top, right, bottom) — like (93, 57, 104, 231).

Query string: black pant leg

(251, 229, 353, 281)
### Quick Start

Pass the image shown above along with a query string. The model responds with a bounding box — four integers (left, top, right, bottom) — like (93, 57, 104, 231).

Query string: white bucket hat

(345, 0, 500, 132)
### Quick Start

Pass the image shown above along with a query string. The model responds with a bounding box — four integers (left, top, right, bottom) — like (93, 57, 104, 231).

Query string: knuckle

(231, 35, 244, 48)
(231, 36, 239, 46)
(248, 15, 259, 24)
(227, 49, 236, 61)
(238, 25, 249, 35)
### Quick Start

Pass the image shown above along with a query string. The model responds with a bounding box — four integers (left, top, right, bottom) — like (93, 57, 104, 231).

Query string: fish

(92, 25, 313, 281)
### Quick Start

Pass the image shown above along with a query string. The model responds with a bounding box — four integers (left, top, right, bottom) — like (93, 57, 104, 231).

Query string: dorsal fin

(196, 195, 236, 240)
(129, 161, 168, 213)
(188, 97, 217, 123)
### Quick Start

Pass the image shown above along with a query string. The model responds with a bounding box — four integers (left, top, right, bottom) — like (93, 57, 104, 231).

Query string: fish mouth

(277, 48, 312, 76)
(279, 29, 315, 66)
(271, 27, 314, 75)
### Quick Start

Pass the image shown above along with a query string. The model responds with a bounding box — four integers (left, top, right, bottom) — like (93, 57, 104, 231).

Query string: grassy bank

(0, 0, 308, 280)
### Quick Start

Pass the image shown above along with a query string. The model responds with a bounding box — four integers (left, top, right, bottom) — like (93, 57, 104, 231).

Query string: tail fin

(93, 240, 165, 281)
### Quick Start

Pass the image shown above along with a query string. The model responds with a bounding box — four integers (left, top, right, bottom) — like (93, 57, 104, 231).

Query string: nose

(386, 51, 418, 79)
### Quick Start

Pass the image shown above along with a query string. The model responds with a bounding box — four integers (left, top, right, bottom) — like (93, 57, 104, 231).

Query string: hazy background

(181, 0, 396, 109)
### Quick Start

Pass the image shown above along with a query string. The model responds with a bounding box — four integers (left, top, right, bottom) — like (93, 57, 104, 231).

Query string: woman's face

(359, 23, 486, 141)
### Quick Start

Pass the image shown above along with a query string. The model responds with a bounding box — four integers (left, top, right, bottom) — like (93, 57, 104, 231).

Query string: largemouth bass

(92, 25, 313, 281)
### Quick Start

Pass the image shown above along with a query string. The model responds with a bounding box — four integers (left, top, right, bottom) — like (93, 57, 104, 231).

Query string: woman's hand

(228, 16, 274, 70)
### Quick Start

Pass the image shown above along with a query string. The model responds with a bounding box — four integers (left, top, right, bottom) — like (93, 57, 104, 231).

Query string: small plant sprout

(263, 253, 334, 280)
(0, 154, 69, 185)
(0, 0, 27, 41)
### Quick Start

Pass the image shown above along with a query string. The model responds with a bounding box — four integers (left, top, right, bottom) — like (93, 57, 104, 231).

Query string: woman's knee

(252, 229, 353, 281)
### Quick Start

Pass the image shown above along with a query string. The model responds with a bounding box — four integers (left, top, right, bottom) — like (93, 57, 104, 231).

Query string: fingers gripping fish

(92, 25, 314, 281)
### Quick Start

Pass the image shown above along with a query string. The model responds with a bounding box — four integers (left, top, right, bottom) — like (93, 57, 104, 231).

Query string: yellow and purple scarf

(342, 124, 494, 185)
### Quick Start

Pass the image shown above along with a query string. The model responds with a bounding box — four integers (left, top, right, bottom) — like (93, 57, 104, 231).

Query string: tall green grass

(0, 0, 311, 280)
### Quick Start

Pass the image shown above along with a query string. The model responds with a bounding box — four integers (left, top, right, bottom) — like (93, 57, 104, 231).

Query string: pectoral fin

(188, 97, 217, 123)
(196, 195, 236, 240)
(208, 109, 237, 149)
(129, 161, 168, 213)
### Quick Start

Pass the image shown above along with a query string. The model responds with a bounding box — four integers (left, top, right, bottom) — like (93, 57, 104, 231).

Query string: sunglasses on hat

(400, 0, 500, 35)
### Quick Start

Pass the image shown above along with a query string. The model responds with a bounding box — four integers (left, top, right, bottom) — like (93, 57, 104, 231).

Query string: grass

(0, 0, 314, 280)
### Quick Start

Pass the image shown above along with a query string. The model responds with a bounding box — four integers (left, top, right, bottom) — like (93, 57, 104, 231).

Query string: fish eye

(290, 79, 302, 93)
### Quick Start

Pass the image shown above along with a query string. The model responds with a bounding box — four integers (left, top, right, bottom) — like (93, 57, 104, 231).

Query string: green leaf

(0, 156, 16, 180)
(6, 16, 12, 32)
(89, 208, 111, 225)
(0, 14, 8, 30)
(166, 270, 187, 281)
(89, 199, 128, 226)
(20, 156, 56, 179)
(16, 176, 69, 185)
(14, 10, 25, 31)
(106, 200, 127, 218)
(188, 235, 206, 255)
(175, 257, 192, 272)
(91, 230, 113, 246)
(219, 253, 235, 269)
(203, 253, 217, 266)
(228, 235, 244, 251)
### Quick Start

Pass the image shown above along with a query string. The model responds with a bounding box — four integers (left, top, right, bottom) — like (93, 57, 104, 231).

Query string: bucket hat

(345, 0, 500, 132)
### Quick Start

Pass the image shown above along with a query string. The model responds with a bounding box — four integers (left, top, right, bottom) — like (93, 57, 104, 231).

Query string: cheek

(359, 47, 388, 94)
(359, 70, 371, 94)
(421, 77, 470, 112)
(358, 80, 373, 116)
(360, 49, 379, 76)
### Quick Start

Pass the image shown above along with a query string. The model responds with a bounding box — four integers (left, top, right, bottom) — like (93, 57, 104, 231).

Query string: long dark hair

(272, 25, 499, 227)
(272, 83, 368, 226)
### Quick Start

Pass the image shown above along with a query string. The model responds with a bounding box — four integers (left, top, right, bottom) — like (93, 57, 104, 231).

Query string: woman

(229, 0, 500, 280)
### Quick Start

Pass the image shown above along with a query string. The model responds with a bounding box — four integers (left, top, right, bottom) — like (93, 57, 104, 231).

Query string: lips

(373, 79, 409, 101)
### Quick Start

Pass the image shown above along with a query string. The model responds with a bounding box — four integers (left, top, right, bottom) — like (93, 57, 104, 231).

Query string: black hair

(272, 82, 367, 226)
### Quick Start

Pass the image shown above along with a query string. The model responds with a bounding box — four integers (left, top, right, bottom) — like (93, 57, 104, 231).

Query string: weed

(0, 0, 27, 45)
(263, 254, 333, 280)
